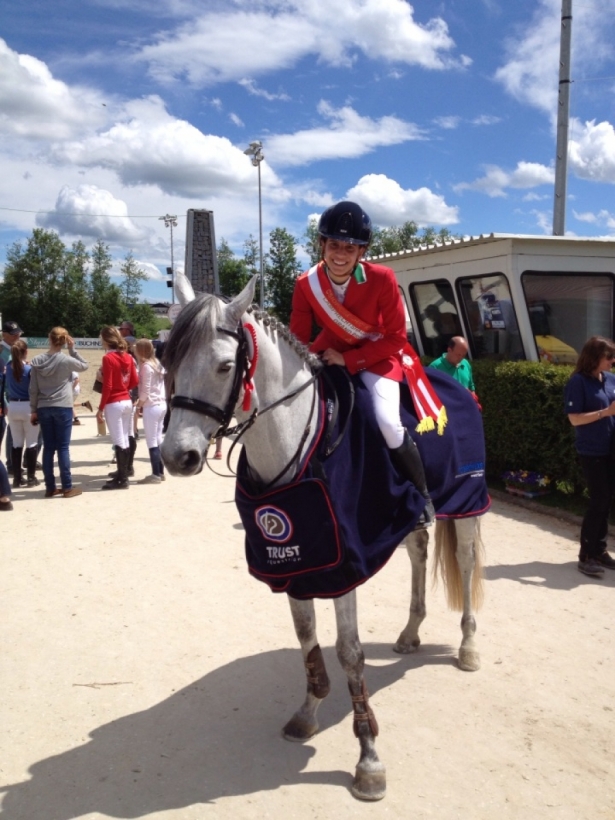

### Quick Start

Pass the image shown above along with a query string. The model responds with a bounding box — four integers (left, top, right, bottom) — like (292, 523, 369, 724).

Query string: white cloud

(0, 38, 107, 141)
(47, 96, 284, 198)
(494, 0, 615, 116)
(454, 161, 554, 197)
(135, 0, 468, 86)
(266, 101, 424, 167)
(573, 208, 615, 229)
(434, 115, 461, 130)
(229, 112, 244, 127)
(569, 120, 615, 184)
(471, 114, 501, 126)
(238, 79, 290, 101)
(346, 174, 459, 227)
(36, 184, 149, 243)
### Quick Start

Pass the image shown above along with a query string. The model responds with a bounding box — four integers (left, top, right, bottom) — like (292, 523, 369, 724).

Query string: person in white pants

(134, 339, 167, 484)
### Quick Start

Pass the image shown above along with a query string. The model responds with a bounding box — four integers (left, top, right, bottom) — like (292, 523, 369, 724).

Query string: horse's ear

(174, 271, 196, 307)
(225, 276, 257, 325)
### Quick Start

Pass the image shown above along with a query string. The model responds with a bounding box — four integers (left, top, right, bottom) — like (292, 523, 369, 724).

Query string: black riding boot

(390, 431, 435, 527)
(127, 435, 136, 477)
(108, 437, 136, 479)
(25, 447, 40, 486)
(12, 447, 26, 488)
(102, 446, 130, 490)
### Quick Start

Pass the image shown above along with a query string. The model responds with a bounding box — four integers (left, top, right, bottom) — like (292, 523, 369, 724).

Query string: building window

(410, 280, 462, 357)
(457, 274, 524, 360)
(521, 272, 614, 363)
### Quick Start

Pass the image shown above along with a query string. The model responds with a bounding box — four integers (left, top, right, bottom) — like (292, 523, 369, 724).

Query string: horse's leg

(334, 590, 386, 801)
(283, 596, 331, 742)
(455, 517, 481, 672)
(394, 528, 428, 654)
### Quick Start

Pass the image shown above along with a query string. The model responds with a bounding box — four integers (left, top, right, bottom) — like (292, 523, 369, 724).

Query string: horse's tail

(432, 518, 485, 611)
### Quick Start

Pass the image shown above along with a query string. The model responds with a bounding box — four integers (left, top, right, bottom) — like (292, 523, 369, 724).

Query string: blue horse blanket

(235, 367, 490, 599)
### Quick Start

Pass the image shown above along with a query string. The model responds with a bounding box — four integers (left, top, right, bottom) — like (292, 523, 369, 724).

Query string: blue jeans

(37, 406, 75, 491)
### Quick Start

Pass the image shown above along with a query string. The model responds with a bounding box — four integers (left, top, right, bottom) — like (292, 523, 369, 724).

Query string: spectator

(1, 320, 24, 473)
(134, 338, 167, 484)
(119, 321, 136, 347)
(97, 326, 138, 490)
(429, 336, 476, 391)
(5, 339, 40, 487)
(565, 335, 615, 577)
(71, 372, 93, 425)
(30, 327, 89, 498)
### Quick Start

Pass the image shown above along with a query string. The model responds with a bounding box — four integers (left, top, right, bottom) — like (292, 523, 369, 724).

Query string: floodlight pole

(243, 141, 265, 309)
(553, 0, 573, 236)
(160, 214, 178, 303)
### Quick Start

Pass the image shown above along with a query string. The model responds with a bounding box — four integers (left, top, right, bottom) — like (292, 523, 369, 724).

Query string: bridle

(170, 320, 321, 488)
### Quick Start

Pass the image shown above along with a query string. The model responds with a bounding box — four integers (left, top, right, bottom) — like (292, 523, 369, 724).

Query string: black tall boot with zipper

(25, 447, 40, 486)
(12, 447, 26, 488)
(102, 446, 130, 490)
(389, 431, 435, 527)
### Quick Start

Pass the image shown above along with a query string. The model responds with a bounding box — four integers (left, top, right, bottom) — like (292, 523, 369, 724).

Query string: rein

(170, 320, 321, 489)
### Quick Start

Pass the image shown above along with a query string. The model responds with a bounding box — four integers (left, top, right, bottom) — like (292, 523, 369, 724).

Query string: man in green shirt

(429, 336, 476, 391)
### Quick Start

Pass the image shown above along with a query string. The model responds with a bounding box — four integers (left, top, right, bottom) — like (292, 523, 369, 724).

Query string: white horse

(161, 275, 485, 801)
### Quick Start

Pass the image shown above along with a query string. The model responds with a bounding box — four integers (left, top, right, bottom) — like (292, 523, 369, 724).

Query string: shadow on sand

(0, 642, 456, 819)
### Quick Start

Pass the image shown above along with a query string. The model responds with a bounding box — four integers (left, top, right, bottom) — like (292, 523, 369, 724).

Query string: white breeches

(359, 371, 404, 449)
(104, 400, 133, 448)
(142, 403, 167, 449)
(7, 402, 39, 448)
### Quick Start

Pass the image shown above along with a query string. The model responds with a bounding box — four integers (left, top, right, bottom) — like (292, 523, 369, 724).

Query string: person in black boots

(290, 201, 437, 526)
(134, 339, 167, 484)
(97, 326, 138, 490)
(5, 339, 40, 488)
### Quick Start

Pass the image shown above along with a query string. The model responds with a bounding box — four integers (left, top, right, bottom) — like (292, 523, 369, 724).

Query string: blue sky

(1, 0, 615, 303)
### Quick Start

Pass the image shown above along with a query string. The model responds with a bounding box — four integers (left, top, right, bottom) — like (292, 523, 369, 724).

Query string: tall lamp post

(159, 214, 178, 303)
(243, 140, 265, 309)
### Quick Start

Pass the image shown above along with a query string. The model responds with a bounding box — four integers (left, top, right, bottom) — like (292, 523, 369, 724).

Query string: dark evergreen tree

(265, 227, 301, 324)
(217, 239, 251, 298)
(89, 239, 123, 334)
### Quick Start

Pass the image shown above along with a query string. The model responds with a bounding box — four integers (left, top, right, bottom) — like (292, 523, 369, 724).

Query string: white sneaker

(138, 474, 162, 485)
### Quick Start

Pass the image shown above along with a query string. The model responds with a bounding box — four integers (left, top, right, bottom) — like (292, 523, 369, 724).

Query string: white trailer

(375, 233, 615, 363)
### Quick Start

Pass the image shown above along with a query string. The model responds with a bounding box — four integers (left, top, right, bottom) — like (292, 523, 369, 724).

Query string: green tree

(0, 228, 68, 335)
(119, 251, 148, 308)
(126, 302, 158, 339)
(118, 251, 156, 338)
(303, 217, 320, 266)
(368, 222, 458, 257)
(217, 238, 251, 298)
(265, 227, 301, 324)
(89, 239, 123, 334)
(243, 234, 264, 305)
(62, 240, 92, 336)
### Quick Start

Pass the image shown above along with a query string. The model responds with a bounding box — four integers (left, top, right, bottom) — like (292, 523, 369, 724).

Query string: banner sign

(23, 337, 103, 349)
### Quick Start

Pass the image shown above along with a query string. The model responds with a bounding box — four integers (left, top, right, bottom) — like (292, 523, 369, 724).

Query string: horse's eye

(217, 361, 233, 374)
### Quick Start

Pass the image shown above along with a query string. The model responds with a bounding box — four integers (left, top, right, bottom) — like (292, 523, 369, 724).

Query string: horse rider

(290, 200, 436, 525)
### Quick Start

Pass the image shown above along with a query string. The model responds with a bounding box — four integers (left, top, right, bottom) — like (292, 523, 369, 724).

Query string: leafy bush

(472, 360, 584, 492)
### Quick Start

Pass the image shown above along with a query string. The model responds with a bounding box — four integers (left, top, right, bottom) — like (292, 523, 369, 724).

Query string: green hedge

(471, 360, 583, 491)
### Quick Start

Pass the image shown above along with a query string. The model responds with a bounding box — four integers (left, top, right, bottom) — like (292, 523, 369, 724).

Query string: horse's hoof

(282, 715, 318, 742)
(458, 648, 481, 672)
(351, 765, 386, 801)
(392, 636, 420, 654)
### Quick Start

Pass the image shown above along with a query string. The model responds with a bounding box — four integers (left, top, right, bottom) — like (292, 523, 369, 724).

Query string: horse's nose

(177, 449, 203, 475)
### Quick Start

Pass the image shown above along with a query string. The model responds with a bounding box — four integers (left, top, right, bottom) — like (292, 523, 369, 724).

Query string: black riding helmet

(318, 201, 372, 246)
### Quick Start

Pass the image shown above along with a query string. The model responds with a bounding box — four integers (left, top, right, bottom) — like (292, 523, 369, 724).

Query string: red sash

(303, 264, 447, 434)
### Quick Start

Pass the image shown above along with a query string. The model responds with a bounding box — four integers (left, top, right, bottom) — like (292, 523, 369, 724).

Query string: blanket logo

(255, 505, 293, 543)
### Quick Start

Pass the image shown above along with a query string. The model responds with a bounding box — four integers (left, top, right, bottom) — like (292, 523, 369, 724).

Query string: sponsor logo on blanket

(255, 506, 293, 543)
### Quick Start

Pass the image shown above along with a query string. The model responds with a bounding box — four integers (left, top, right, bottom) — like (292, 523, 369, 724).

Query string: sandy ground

(2, 404, 615, 820)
